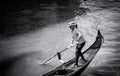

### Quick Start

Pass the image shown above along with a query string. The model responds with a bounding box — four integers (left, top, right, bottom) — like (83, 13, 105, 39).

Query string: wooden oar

(42, 44, 76, 64)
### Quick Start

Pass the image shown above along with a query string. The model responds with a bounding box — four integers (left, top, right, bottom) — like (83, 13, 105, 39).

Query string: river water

(0, 1, 120, 76)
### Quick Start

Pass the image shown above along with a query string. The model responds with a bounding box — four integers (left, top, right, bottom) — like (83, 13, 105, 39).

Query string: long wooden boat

(43, 30, 103, 76)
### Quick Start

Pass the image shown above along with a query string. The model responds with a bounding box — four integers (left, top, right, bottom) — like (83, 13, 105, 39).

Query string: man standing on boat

(68, 22, 87, 67)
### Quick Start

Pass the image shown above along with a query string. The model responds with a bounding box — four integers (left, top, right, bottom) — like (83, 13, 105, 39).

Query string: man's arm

(72, 38, 74, 44)
(68, 38, 74, 48)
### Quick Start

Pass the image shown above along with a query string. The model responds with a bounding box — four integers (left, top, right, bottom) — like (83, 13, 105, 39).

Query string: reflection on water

(81, 7, 120, 76)
(0, 1, 78, 76)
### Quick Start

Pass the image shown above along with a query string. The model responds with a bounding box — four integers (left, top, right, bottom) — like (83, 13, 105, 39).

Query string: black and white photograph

(0, 0, 120, 76)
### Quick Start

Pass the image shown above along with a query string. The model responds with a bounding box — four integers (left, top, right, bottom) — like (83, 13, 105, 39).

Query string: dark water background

(0, 0, 120, 76)
(0, 0, 79, 38)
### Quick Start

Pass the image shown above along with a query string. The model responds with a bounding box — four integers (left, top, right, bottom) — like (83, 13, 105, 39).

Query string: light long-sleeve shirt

(71, 29, 85, 44)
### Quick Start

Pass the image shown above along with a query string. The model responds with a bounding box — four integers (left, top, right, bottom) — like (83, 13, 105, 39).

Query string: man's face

(69, 25, 76, 30)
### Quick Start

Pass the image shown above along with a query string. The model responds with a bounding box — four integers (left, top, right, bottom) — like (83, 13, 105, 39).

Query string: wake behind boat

(43, 30, 104, 76)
